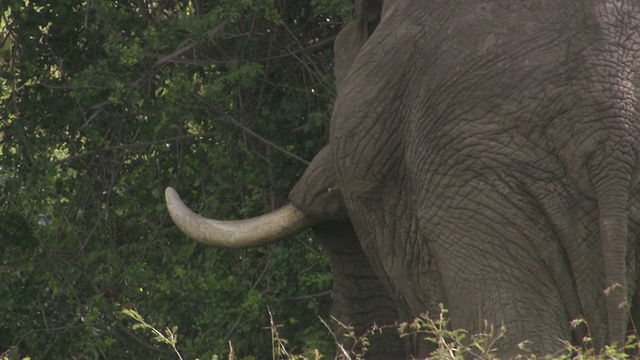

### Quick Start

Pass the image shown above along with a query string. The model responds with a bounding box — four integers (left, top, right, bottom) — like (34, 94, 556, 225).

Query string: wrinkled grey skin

(293, 0, 640, 358)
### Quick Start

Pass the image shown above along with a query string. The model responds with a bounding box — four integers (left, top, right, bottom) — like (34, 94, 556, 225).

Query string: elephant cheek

(289, 179, 349, 221)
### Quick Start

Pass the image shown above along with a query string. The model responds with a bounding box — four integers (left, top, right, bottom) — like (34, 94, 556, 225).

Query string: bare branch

(53, 132, 217, 165)
(220, 114, 310, 166)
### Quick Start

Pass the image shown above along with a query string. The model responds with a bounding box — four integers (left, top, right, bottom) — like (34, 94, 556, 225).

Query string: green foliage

(121, 309, 183, 360)
(0, 0, 351, 358)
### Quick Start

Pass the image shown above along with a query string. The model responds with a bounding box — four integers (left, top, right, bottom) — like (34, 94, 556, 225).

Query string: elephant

(165, 0, 640, 358)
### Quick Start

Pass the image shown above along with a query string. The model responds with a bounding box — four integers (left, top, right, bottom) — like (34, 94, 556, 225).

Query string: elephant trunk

(164, 187, 318, 248)
(593, 166, 631, 347)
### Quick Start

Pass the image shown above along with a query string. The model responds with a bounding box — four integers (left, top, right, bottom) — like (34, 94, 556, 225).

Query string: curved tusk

(165, 187, 317, 248)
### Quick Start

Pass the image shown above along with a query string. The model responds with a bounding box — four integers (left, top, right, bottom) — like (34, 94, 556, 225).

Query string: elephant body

(327, 0, 640, 356)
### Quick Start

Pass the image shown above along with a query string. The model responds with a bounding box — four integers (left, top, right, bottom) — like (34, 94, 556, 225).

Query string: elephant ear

(289, 145, 349, 221)
(356, 0, 383, 36)
(333, 0, 383, 90)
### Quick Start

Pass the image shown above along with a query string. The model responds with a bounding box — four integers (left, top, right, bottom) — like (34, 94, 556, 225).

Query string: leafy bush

(1, 0, 351, 358)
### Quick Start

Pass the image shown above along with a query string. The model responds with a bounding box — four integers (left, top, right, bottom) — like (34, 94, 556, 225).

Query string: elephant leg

(628, 192, 640, 338)
(423, 177, 576, 357)
(313, 221, 407, 359)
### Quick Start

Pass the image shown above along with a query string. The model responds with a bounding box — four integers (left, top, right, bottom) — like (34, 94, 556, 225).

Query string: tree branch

(288, 290, 332, 301)
(221, 114, 310, 166)
(53, 132, 217, 165)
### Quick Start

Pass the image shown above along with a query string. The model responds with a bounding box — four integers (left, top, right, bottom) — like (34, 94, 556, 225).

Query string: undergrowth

(110, 307, 640, 359)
